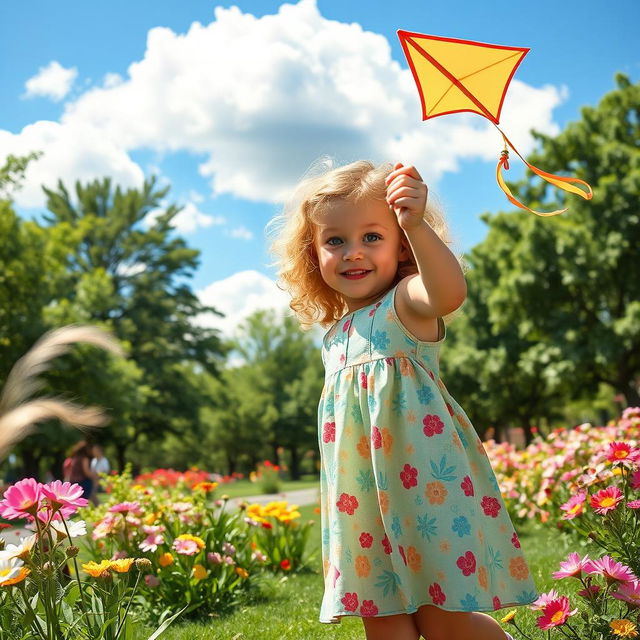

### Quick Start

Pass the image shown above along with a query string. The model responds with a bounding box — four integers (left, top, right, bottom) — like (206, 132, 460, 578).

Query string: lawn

(134, 506, 600, 640)
(213, 478, 320, 501)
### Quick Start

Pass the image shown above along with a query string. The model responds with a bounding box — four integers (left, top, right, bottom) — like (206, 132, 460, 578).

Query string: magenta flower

(605, 441, 640, 468)
(552, 552, 592, 580)
(612, 580, 640, 608)
(0, 478, 42, 520)
(627, 499, 640, 510)
(108, 501, 142, 515)
(41, 480, 88, 515)
(590, 486, 623, 515)
(559, 492, 586, 520)
(536, 596, 578, 630)
(583, 555, 638, 585)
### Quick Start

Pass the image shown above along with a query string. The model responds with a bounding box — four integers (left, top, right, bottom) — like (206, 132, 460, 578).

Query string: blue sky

(1, 0, 638, 337)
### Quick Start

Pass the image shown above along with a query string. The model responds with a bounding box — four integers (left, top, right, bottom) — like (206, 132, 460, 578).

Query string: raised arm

(386, 163, 466, 318)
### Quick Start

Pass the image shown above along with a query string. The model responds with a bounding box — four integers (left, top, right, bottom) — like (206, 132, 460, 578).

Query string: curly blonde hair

(266, 159, 466, 331)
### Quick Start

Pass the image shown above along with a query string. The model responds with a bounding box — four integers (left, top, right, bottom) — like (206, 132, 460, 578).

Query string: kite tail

(495, 128, 593, 217)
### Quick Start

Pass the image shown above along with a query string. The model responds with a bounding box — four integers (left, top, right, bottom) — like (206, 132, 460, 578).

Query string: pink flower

(336, 493, 358, 515)
(481, 496, 501, 518)
(371, 427, 382, 449)
(144, 574, 160, 588)
(536, 596, 578, 630)
(41, 481, 88, 515)
(627, 499, 640, 509)
(341, 592, 358, 612)
(0, 478, 42, 520)
(173, 536, 203, 556)
(590, 486, 623, 515)
(560, 492, 586, 520)
(530, 589, 562, 611)
(460, 476, 474, 497)
(429, 582, 446, 606)
(322, 422, 336, 444)
(456, 551, 476, 576)
(606, 441, 640, 467)
(108, 501, 142, 516)
(359, 532, 373, 548)
(139, 534, 164, 552)
(360, 600, 379, 616)
(631, 469, 640, 490)
(399, 464, 418, 489)
(612, 580, 640, 608)
(583, 555, 638, 585)
(423, 414, 444, 437)
(208, 552, 222, 564)
(359, 372, 368, 389)
(552, 552, 591, 580)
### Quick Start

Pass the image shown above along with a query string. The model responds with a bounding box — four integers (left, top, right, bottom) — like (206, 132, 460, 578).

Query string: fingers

(386, 184, 422, 206)
(385, 163, 422, 185)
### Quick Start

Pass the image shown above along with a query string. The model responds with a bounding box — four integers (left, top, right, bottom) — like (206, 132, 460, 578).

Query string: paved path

(0, 487, 320, 543)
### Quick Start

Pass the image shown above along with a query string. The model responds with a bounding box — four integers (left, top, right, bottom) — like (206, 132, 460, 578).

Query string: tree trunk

(289, 445, 300, 481)
(115, 443, 126, 473)
(226, 453, 236, 475)
(622, 380, 640, 408)
(21, 447, 39, 479)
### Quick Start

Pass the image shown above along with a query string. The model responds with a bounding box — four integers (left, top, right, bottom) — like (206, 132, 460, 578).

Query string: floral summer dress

(317, 282, 538, 624)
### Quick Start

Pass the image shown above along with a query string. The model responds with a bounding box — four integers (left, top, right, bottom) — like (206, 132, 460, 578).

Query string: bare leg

(414, 605, 508, 640)
(362, 613, 421, 640)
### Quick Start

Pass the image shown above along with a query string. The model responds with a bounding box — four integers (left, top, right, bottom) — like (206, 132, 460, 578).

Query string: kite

(397, 30, 593, 216)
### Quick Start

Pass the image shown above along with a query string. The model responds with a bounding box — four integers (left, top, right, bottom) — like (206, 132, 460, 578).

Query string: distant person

(64, 441, 96, 503)
(90, 445, 111, 504)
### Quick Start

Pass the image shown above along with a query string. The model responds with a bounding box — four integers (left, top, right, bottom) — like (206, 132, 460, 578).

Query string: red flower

(399, 464, 418, 489)
(461, 476, 474, 497)
(322, 421, 336, 444)
(368, 301, 382, 316)
(341, 592, 359, 612)
(359, 532, 373, 548)
(429, 582, 446, 606)
(481, 496, 501, 518)
(456, 551, 476, 576)
(512, 532, 521, 549)
(492, 596, 502, 610)
(371, 427, 382, 449)
(360, 600, 379, 616)
(384, 357, 395, 367)
(280, 559, 291, 570)
(360, 371, 368, 389)
(261, 521, 273, 529)
(336, 493, 359, 515)
(423, 414, 444, 437)
(381, 534, 392, 555)
(398, 545, 407, 565)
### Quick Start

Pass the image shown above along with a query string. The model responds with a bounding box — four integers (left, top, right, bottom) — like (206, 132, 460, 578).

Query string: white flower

(0, 534, 37, 561)
(0, 556, 25, 585)
(50, 519, 87, 539)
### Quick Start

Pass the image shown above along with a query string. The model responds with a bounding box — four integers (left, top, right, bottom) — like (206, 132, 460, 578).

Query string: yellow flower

(82, 560, 112, 578)
(144, 512, 161, 525)
(193, 481, 218, 493)
(235, 567, 249, 579)
(500, 610, 517, 625)
(192, 564, 207, 580)
(109, 558, 135, 573)
(610, 619, 638, 638)
(158, 552, 174, 567)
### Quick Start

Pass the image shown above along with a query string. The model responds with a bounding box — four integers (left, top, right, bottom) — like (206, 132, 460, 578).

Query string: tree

(40, 176, 230, 469)
(228, 309, 323, 479)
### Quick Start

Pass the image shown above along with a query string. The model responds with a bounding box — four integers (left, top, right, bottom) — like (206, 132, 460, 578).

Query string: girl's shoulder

(392, 276, 445, 344)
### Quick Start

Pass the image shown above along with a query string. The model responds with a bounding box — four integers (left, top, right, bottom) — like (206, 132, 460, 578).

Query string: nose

(343, 242, 364, 261)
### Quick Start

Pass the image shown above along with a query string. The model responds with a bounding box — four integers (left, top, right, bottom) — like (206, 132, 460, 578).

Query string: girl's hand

(385, 162, 428, 230)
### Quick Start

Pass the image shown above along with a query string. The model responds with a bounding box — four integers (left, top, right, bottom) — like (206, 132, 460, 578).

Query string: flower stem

(60, 514, 89, 616)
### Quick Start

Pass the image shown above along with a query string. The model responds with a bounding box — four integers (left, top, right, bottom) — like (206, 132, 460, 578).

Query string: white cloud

(225, 225, 254, 241)
(24, 61, 78, 101)
(196, 270, 290, 338)
(2, 0, 566, 210)
(173, 202, 225, 233)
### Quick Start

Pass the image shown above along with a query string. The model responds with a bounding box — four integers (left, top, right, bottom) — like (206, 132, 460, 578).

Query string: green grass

(213, 479, 320, 501)
(134, 508, 601, 640)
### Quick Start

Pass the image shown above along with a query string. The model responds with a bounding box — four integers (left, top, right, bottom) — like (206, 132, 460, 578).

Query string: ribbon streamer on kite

(397, 30, 593, 216)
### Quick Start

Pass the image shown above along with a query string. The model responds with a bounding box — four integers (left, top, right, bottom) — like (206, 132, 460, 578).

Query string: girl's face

(313, 197, 410, 313)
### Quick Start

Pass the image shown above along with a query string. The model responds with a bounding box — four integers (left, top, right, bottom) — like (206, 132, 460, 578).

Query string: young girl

(267, 160, 537, 640)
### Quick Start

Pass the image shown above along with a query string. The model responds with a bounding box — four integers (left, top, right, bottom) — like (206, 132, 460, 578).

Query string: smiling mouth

(341, 269, 371, 277)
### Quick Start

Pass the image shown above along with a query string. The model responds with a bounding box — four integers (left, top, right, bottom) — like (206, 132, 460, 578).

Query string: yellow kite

(397, 30, 593, 216)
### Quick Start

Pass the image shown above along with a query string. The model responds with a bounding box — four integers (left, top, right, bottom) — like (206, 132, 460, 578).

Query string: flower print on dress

(374, 570, 402, 597)
(452, 515, 471, 538)
(400, 464, 418, 489)
(417, 384, 434, 405)
(423, 413, 445, 437)
(370, 330, 390, 351)
(322, 422, 336, 444)
(416, 512, 438, 541)
(391, 514, 403, 539)
(341, 592, 358, 612)
(336, 493, 359, 515)
(481, 496, 501, 518)
(356, 470, 374, 493)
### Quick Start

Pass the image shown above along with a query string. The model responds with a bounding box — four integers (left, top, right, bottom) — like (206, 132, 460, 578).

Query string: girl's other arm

(386, 163, 466, 319)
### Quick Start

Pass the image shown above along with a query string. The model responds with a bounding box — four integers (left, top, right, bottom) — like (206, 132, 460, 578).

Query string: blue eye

(325, 233, 381, 246)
